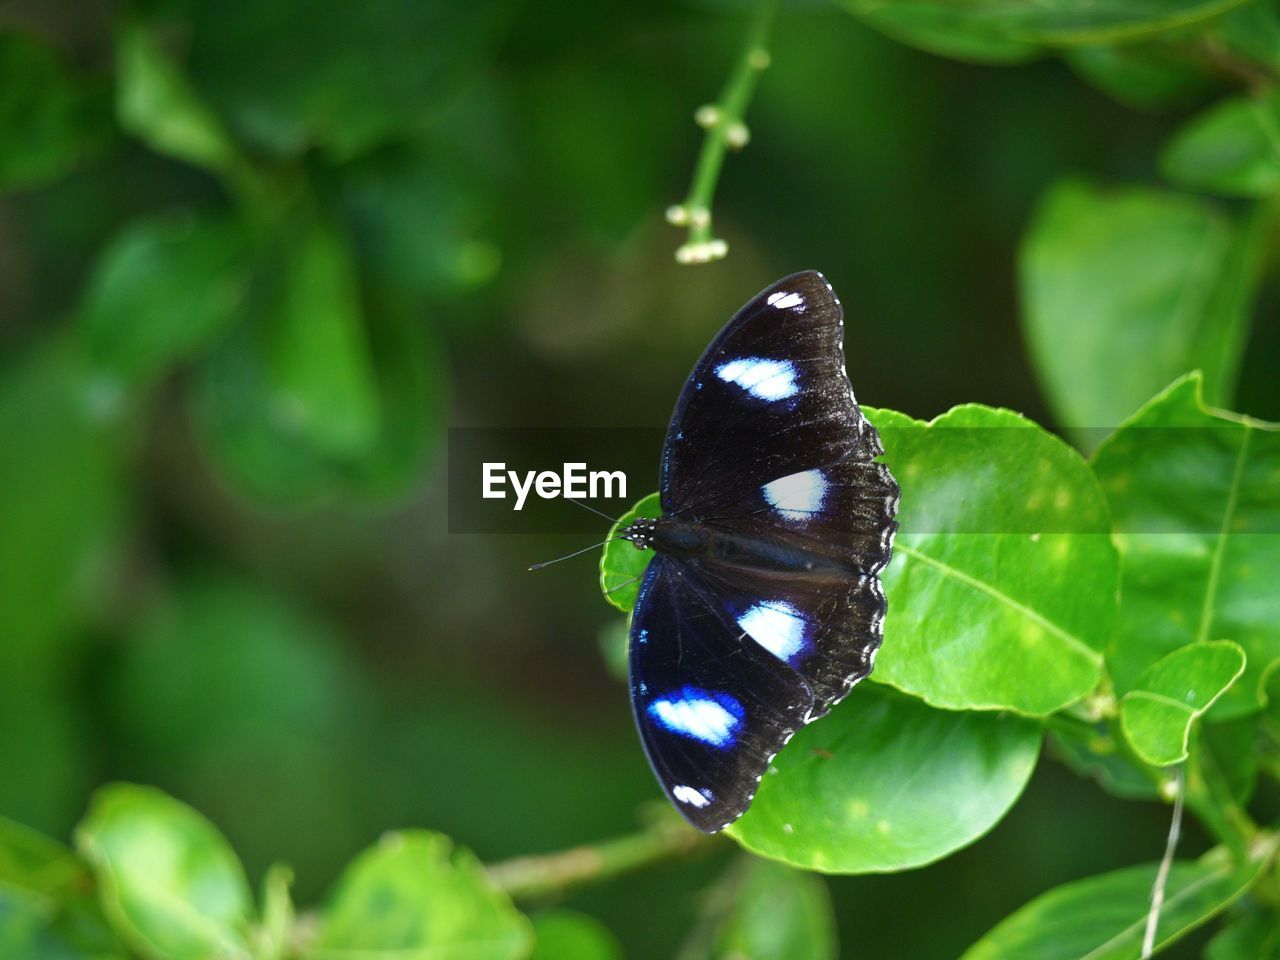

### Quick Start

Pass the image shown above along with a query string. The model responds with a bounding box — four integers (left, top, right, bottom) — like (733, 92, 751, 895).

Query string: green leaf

(1091, 374, 1280, 716)
(1162, 92, 1280, 197)
(1064, 44, 1214, 111)
(75, 783, 254, 960)
(265, 223, 380, 458)
(1206, 907, 1280, 959)
(191, 221, 388, 503)
(599, 492, 661, 613)
(1020, 179, 1264, 441)
(338, 146, 500, 300)
(312, 830, 531, 960)
(0, 337, 125, 677)
(529, 910, 622, 960)
(867, 404, 1117, 715)
(837, 2, 1039, 64)
(341, 300, 445, 499)
(1119, 640, 1246, 765)
(960, 847, 1265, 960)
(680, 859, 837, 960)
(1218, 1, 1280, 74)
(80, 213, 248, 398)
(0, 889, 105, 960)
(255, 863, 293, 960)
(0, 32, 108, 192)
(175, 0, 508, 159)
(729, 687, 1041, 873)
(1047, 729, 1159, 801)
(0, 816, 84, 905)
(1199, 715, 1259, 806)
(841, 0, 1248, 62)
(115, 21, 242, 176)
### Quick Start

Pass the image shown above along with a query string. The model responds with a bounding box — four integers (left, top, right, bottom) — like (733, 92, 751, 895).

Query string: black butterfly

(620, 271, 899, 833)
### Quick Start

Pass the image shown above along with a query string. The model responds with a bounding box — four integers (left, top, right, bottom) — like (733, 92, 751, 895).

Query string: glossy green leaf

(841, 0, 1247, 62)
(1092, 374, 1280, 716)
(961, 847, 1264, 960)
(1162, 92, 1280, 197)
(115, 21, 241, 175)
(75, 784, 254, 960)
(1020, 180, 1263, 442)
(867, 404, 1117, 715)
(1206, 907, 1280, 959)
(680, 859, 837, 960)
(730, 687, 1041, 873)
(80, 213, 247, 397)
(0, 32, 107, 192)
(312, 830, 531, 960)
(1064, 44, 1214, 111)
(1047, 730, 1159, 801)
(1119, 640, 1245, 765)
(1199, 715, 1259, 806)
(599, 492, 661, 613)
(529, 910, 622, 960)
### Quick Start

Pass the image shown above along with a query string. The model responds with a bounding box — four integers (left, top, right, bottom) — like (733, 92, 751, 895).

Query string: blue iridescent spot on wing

(762, 468, 829, 521)
(736, 600, 811, 664)
(647, 686, 744, 749)
(713, 357, 798, 400)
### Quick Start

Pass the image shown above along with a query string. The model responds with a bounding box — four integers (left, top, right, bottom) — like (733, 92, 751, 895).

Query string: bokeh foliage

(2, 0, 1280, 957)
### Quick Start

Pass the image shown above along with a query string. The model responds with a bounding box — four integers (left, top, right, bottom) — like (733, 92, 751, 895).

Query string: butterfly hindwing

(629, 555, 814, 832)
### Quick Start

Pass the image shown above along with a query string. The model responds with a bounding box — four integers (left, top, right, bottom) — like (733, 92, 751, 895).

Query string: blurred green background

(3, 1, 1279, 957)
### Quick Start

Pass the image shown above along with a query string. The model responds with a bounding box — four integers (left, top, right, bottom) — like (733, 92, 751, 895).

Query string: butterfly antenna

(603, 573, 643, 595)
(563, 498, 623, 524)
(528, 538, 619, 571)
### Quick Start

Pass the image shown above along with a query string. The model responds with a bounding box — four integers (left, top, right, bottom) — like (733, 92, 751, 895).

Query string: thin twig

(1143, 766, 1185, 958)
(485, 814, 713, 902)
(667, 0, 780, 265)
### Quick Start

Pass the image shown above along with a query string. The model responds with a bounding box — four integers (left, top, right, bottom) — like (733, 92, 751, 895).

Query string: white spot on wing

(766, 290, 804, 311)
(648, 689, 742, 748)
(714, 357, 798, 400)
(673, 785, 713, 808)
(763, 468, 828, 521)
(738, 601, 808, 663)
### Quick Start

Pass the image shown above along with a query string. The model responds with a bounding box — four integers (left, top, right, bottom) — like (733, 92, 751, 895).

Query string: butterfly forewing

(659, 271, 882, 519)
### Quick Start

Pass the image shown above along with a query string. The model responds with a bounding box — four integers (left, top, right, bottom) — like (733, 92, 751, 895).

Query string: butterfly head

(621, 517, 657, 551)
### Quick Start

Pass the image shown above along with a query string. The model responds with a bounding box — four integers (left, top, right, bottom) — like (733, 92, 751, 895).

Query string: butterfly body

(623, 517, 864, 580)
(624, 271, 899, 833)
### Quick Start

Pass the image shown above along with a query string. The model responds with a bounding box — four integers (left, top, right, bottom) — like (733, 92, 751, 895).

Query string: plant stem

(486, 815, 714, 902)
(668, 0, 780, 265)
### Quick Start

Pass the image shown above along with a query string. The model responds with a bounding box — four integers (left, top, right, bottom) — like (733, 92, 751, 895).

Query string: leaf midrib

(897, 543, 1102, 666)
